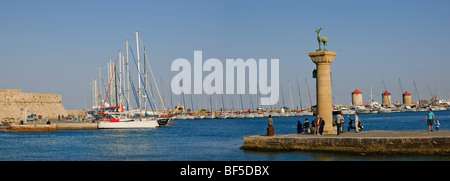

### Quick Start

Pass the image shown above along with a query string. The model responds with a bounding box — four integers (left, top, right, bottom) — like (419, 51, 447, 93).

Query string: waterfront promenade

(243, 130, 450, 155)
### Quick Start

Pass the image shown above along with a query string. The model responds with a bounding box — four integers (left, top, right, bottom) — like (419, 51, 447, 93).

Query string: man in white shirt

(336, 113, 344, 135)
(354, 113, 359, 133)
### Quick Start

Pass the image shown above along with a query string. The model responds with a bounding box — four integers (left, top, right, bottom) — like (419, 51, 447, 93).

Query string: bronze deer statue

(316, 28, 328, 51)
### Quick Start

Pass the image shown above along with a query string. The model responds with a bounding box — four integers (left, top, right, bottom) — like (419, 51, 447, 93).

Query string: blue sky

(1, 0, 449, 110)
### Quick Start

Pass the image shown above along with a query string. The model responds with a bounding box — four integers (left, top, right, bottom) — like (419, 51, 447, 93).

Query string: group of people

(296, 113, 361, 135)
(335, 112, 360, 135)
(268, 109, 441, 136)
(296, 116, 326, 135)
(425, 109, 440, 131)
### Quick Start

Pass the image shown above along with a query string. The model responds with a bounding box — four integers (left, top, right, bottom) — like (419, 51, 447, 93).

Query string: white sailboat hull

(204, 115, 216, 119)
(301, 111, 313, 116)
(98, 120, 158, 129)
(254, 113, 264, 118)
(217, 115, 228, 119)
(244, 113, 255, 118)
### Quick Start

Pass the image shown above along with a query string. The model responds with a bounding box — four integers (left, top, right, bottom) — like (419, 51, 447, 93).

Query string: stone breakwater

(242, 130, 450, 155)
(1, 123, 98, 132)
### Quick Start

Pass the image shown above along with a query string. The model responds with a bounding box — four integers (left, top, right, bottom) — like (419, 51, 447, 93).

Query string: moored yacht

(340, 107, 356, 115)
(98, 112, 158, 129)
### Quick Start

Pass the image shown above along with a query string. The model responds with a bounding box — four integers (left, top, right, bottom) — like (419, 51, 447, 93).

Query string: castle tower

(382, 91, 392, 107)
(403, 91, 412, 106)
(351, 89, 363, 106)
(0, 89, 67, 120)
(308, 50, 337, 134)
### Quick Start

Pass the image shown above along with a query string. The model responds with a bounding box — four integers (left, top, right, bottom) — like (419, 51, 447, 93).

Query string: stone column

(308, 51, 337, 134)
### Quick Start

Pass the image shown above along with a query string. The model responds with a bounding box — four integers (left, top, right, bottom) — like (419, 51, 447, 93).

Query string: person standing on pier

(267, 115, 275, 136)
(339, 113, 345, 133)
(297, 121, 303, 134)
(336, 113, 344, 135)
(436, 120, 440, 131)
(319, 117, 325, 135)
(425, 109, 436, 132)
(267, 115, 273, 127)
(354, 113, 360, 133)
(313, 115, 320, 135)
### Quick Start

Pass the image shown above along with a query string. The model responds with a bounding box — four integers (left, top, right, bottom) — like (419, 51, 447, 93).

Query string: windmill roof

(403, 91, 411, 96)
(352, 89, 362, 94)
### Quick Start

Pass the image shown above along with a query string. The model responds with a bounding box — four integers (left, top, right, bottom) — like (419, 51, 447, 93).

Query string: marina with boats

(81, 31, 450, 125)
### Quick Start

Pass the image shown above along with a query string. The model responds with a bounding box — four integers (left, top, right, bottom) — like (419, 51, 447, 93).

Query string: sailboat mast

(140, 39, 166, 111)
(230, 93, 234, 113)
(136, 31, 141, 110)
(370, 85, 373, 103)
(296, 77, 303, 109)
(305, 78, 313, 108)
(280, 82, 285, 108)
(190, 92, 194, 112)
(115, 53, 118, 107)
(209, 94, 213, 112)
(288, 80, 294, 109)
(436, 81, 439, 100)
(121, 52, 125, 108)
(94, 79, 98, 109)
(414, 81, 421, 106)
(143, 45, 148, 111)
(98, 66, 102, 107)
(161, 77, 166, 112)
(109, 58, 113, 106)
(182, 91, 186, 111)
(169, 84, 173, 110)
(91, 79, 94, 109)
(399, 78, 404, 104)
(221, 94, 225, 112)
(126, 39, 131, 110)
(118, 51, 122, 107)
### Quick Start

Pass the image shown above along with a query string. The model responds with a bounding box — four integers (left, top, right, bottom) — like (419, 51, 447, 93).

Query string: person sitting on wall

(303, 118, 310, 133)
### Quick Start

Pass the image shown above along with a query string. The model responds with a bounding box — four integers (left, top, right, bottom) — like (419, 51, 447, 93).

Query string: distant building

(351, 89, 363, 106)
(382, 91, 392, 107)
(0, 89, 67, 120)
(402, 91, 412, 106)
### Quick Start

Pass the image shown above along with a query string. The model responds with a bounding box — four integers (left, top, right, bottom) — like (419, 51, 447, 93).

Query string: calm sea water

(1, 111, 449, 161)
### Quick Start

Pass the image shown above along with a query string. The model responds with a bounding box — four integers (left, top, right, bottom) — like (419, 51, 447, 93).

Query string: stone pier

(242, 131, 450, 155)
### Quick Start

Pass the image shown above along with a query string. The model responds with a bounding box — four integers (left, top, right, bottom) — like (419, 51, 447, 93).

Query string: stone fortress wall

(0, 89, 67, 120)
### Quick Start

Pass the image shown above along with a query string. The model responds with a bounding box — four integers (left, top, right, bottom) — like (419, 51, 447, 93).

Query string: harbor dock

(0, 119, 97, 132)
(242, 130, 450, 155)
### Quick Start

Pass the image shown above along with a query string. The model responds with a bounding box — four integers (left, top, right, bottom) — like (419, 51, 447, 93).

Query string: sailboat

(204, 94, 215, 119)
(98, 111, 159, 129)
(217, 112, 228, 119)
(368, 85, 378, 114)
(97, 32, 162, 128)
(254, 112, 264, 118)
(244, 110, 255, 118)
(301, 78, 314, 116)
(217, 95, 228, 119)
